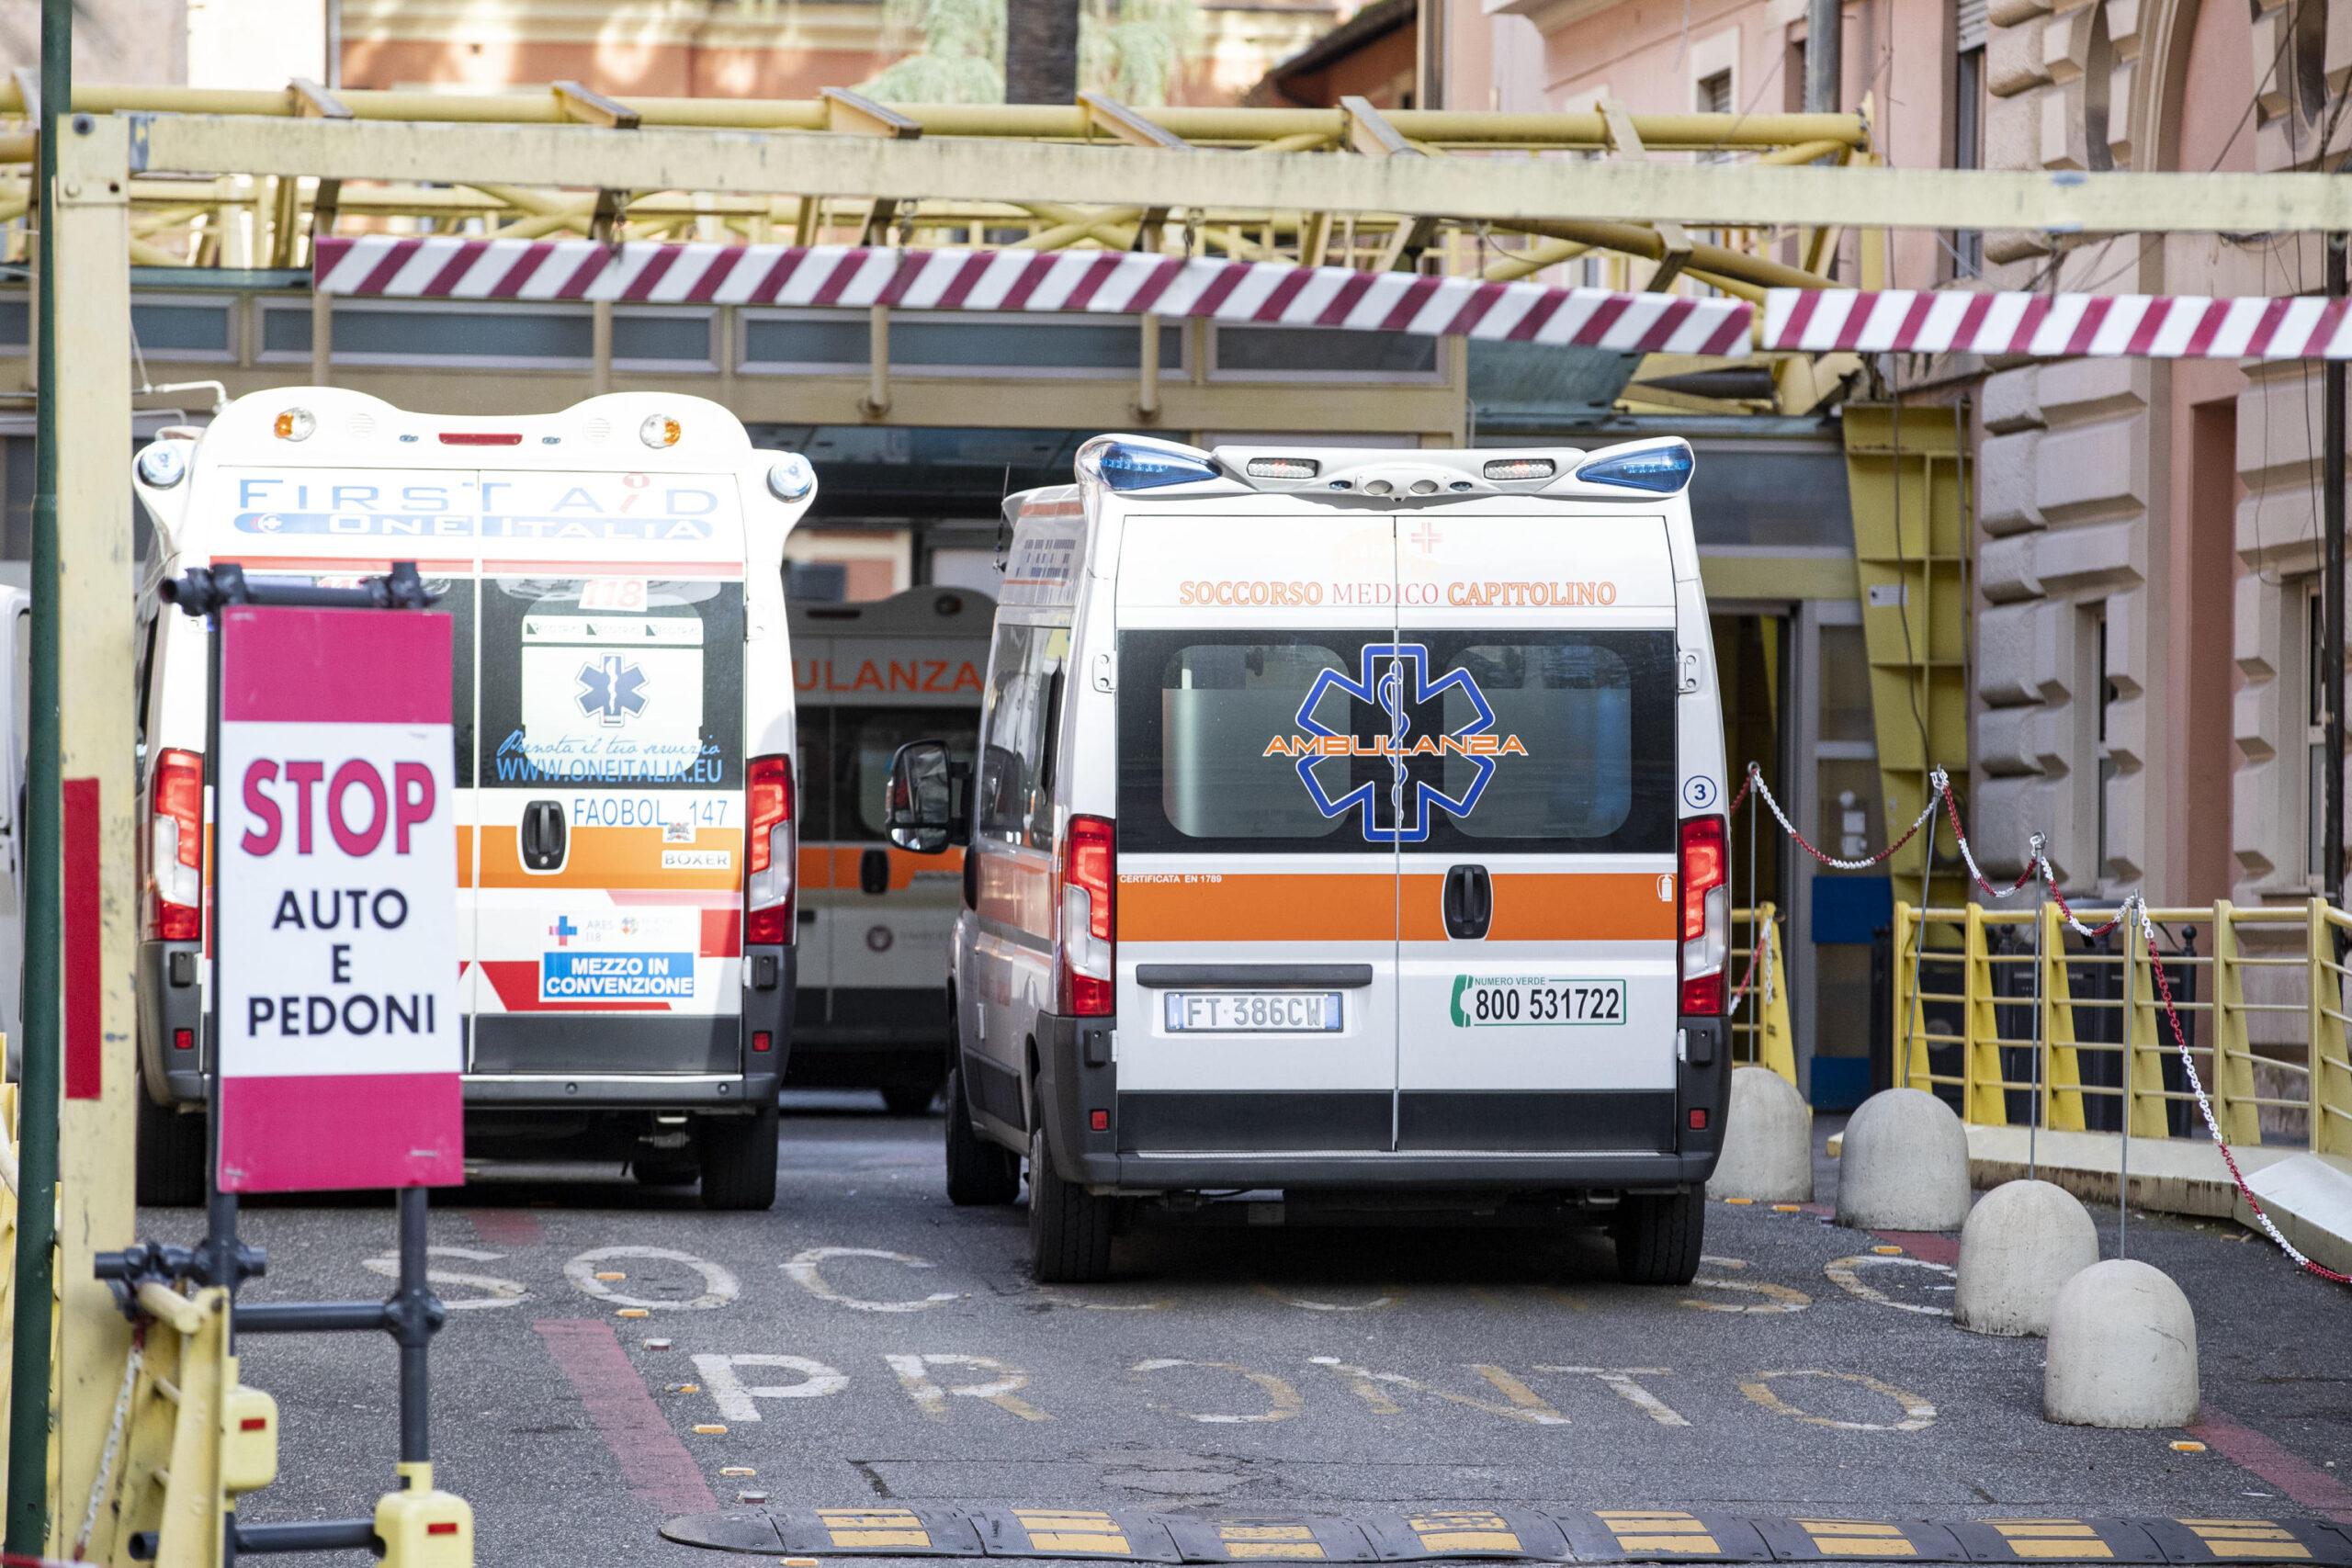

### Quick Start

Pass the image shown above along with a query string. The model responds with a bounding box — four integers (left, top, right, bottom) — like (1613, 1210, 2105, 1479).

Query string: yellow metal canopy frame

(0, 81, 1879, 298)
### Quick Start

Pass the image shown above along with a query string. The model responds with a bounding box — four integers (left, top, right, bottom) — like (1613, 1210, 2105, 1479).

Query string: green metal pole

(5, 0, 68, 1551)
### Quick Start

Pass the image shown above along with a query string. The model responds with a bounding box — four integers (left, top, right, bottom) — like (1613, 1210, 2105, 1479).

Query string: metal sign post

(96, 562, 473, 1562)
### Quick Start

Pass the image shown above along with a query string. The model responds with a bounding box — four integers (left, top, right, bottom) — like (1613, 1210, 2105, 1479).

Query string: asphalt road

(141, 1096, 2352, 1567)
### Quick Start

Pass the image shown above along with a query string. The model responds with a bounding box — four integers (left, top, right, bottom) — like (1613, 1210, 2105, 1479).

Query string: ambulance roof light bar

(1077, 434, 1231, 494)
(1574, 436, 1694, 495)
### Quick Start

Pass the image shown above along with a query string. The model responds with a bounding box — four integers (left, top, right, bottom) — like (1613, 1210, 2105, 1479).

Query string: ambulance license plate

(1164, 991, 1343, 1033)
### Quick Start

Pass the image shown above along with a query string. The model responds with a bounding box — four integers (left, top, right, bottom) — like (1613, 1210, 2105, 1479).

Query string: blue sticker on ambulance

(540, 951, 696, 1001)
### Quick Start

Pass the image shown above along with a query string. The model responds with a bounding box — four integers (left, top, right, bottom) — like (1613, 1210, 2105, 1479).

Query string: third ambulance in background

(790, 588, 989, 1113)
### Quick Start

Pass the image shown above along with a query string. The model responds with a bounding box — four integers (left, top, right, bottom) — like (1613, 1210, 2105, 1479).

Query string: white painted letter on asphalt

(884, 1354, 1050, 1422)
(564, 1246, 741, 1311)
(692, 1354, 850, 1421)
(1129, 1359, 1304, 1424)
(785, 1247, 964, 1313)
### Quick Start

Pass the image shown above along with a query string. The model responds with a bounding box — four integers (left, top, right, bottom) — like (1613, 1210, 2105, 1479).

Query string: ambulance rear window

(1120, 628, 1674, 855)
(478, 577, 743, 789)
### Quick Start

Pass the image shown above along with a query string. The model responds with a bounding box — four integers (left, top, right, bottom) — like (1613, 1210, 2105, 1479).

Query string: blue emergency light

(1576, 440, 1694, 494)
(1086, 438, 1220, 492)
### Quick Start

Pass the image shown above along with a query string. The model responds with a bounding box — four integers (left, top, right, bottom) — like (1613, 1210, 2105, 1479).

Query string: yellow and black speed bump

(1161, 1515, 1377, 1562)
(974, 1508, 1185, 1561)
(1751, 1517, 1968, 1561)
(2139, 1517, 2351, 1563)
(659, 1507, 791, 1554)
(1550, 1509, 1774, 1562)
(662, 1507, 2352, 1562)
(771, 1506, 989, 1555)
(1944, 1517, 2167, 1562)
(1361, 1510, 1569, 1561)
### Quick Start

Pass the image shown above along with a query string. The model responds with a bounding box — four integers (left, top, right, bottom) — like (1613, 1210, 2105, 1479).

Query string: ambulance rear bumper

(1035, 1011, 1729, 1193)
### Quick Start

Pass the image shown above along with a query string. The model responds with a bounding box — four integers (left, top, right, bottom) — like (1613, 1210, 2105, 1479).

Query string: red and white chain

(1940, 774, 2040, 900)
(2133, 897, 2352, 1286)
(1742, 761, 1940, 872)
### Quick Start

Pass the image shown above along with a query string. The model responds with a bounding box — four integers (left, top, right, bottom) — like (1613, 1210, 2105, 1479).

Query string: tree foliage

(856, 0, 1198, 107)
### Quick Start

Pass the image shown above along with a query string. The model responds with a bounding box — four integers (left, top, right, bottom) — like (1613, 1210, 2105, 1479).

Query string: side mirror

(886, 739, 956, 854)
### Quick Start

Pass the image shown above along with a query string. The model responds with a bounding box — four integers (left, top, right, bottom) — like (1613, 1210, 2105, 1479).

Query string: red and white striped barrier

(1760, 287, 2352, 360)
(311, 238, 2352, 363)
(311, 236, 1755, 355)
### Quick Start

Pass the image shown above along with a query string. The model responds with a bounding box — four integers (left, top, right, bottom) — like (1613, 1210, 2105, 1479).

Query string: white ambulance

(130, 389, 814, 1209)
(789, 587, 990, 1114)
(886, 434, 1731, 1283)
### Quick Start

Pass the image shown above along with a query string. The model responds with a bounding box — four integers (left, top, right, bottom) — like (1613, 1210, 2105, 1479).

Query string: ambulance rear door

(469, 471, 751, 1077)
(1113, 512, 1402, 1156)
(796, 617, 983, 1027)
(1390, 514, 1682, 1152)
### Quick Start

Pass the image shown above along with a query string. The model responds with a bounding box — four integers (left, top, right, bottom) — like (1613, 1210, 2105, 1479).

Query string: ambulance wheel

(632, 1154, 698, 1188)
(697, 1096, 779, 1211)
(1027, 1127, 1114, 1283)
(882, 1082, 941, 1117)
(136, 1092, 207, 1208)
(1612, 1188, 1706, 1285)
(944, 1066, 1019, 1206)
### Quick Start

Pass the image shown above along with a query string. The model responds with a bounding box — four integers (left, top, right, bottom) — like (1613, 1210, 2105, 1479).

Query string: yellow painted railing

(1893, 898, 2351, 1157)
(1731, 904, 1797, 1086)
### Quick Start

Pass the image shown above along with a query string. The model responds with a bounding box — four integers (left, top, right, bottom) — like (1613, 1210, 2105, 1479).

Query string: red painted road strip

(2189, 1407, 2352, 1524)
(62, 776, 101, 1100)
(535, 1318, 717, 1517)
(1868, 1229, 1962, 1266)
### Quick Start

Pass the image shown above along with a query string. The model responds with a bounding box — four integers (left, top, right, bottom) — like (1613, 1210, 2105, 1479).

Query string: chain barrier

(1730, 760, 2346, 1287)
(1741, 762, 1939, 872)
(2132, 897, 2352, 1286)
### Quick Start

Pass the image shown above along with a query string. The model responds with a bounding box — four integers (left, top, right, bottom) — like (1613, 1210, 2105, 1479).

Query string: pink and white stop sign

(214, 604, 463, 1192)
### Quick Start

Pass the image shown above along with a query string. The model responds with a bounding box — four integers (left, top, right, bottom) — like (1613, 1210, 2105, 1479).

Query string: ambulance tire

(1611, 1188, 1706, 1285)
(1028, 1127, 1114, 1284)
(697, 1095, 780, 1211)
(944, 1066, 1020, 1206)
(136, 1092, 208, 1208)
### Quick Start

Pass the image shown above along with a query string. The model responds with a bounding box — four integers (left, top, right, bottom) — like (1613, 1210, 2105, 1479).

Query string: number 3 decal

(1683, 776, 1717, 809)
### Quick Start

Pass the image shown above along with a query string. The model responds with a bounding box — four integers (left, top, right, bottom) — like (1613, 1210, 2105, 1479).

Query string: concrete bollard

(1833, 1087, 1971, 1231)
(1953, 1179, 2098, 1337)
(2044, 1258, 2199, 1427)
(1707, 1067, 1815, 1202)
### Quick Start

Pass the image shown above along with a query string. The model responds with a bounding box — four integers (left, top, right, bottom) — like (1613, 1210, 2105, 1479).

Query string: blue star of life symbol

(577, 655, 649, 727)
(1293, 643, 1498, 843)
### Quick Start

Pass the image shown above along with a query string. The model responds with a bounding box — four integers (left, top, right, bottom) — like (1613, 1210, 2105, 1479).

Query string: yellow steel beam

(823, 87, 923, 139)
(50, 111, 137, 1564)
(120, 116, 2352, 233)
(2, 80, 1870, 150)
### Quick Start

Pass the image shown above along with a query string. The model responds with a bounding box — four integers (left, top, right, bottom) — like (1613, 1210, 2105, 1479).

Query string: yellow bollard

(375, 1461, 475, 1567)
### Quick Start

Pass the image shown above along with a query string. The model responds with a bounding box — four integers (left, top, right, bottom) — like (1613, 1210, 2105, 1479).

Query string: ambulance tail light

(1678, 814, 1728, 1016)
(1056, 814, 1116, 1017)
(148, 748, 205, 942)
(745, 754, 796, 945)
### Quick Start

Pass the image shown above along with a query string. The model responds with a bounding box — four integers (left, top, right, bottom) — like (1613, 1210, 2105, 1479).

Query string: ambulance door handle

(859, 847, 890, 896)
(1442, 863, 1492, 941)
(520, 799, 567, 873)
